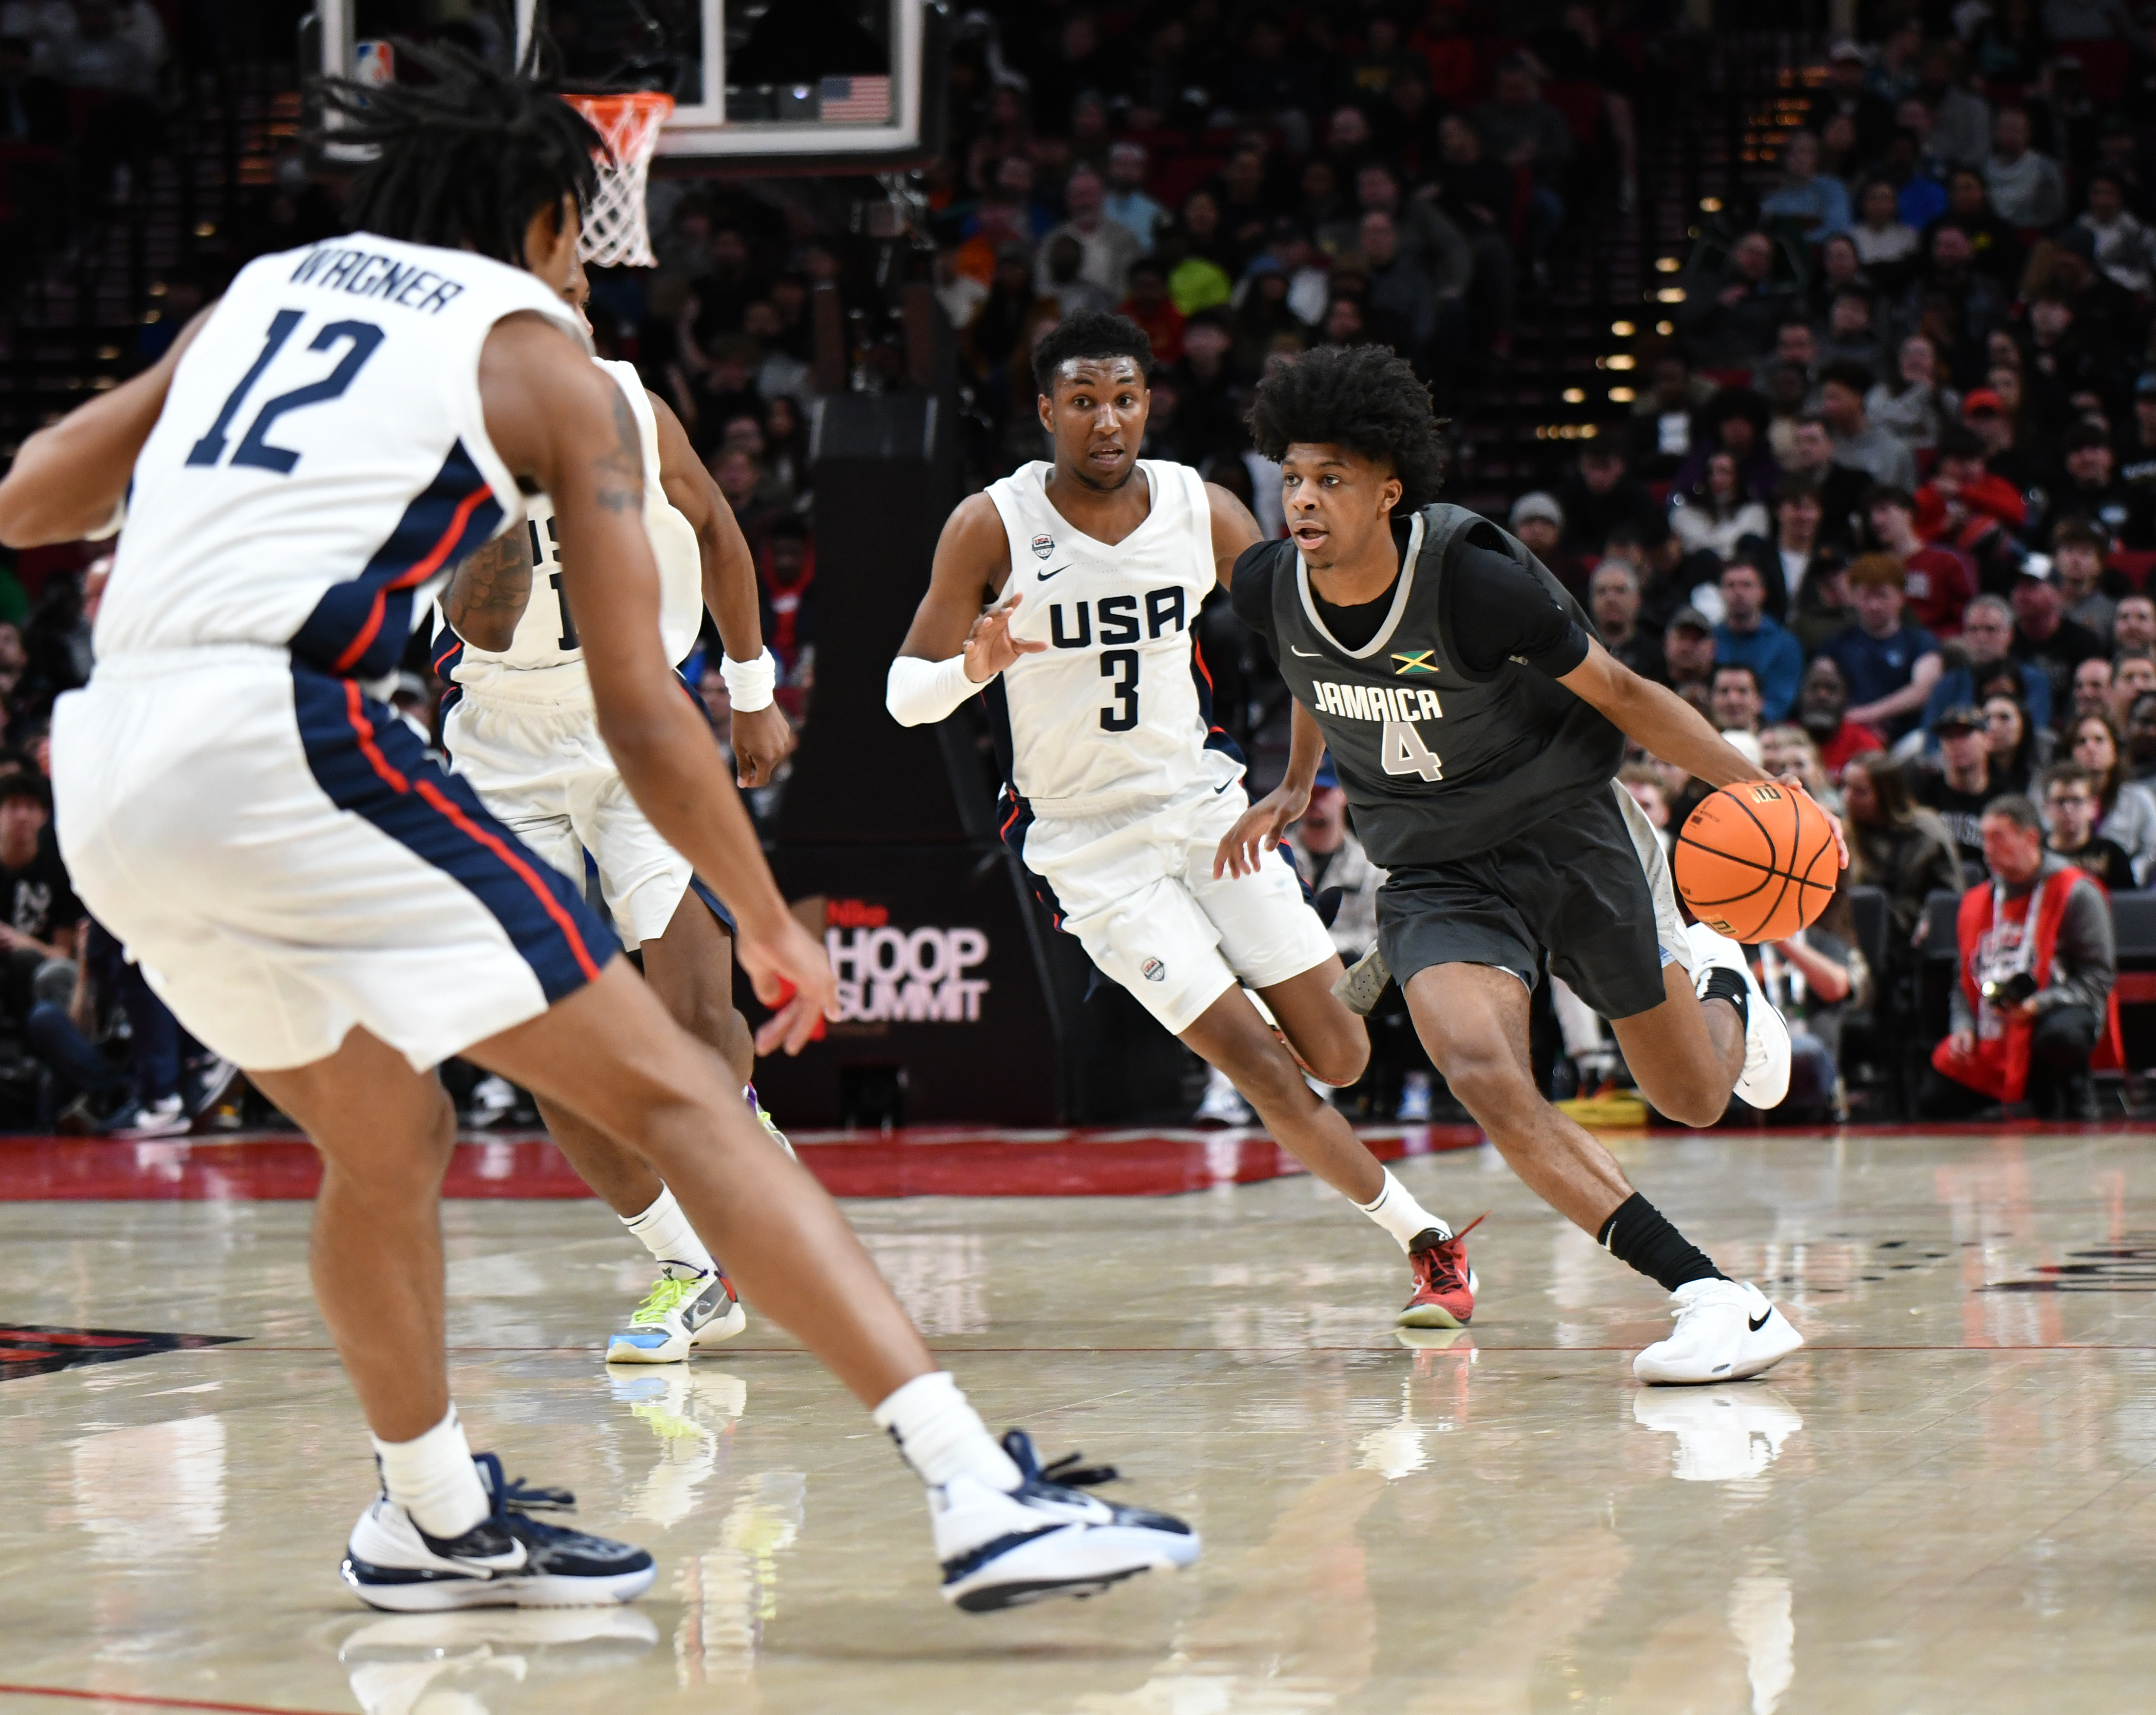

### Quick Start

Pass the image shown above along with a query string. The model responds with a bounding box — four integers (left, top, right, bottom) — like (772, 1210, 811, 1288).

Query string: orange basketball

(1673, 780, 1839, 943)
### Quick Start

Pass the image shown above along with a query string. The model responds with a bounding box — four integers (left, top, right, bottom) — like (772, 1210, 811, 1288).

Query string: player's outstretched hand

(733, 704, 796, 789)
(962, 594, 1046, 684)
(1214, 780, 1312, 880)
(1778, 774, 1849, 870)
(737, 912, 837, 1057)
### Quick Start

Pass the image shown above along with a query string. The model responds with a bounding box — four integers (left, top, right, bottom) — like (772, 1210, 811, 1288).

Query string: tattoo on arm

(594, 387, 646, 514)
(443, 527, 534, 647)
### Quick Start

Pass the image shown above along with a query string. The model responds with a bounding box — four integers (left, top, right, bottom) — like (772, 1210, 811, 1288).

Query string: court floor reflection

(1, 1125, 2155, 1712)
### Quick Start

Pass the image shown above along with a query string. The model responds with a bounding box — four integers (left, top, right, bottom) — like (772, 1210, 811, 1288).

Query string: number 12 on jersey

(186, 310, 386, 474)
(1382, 719, 1443, 781)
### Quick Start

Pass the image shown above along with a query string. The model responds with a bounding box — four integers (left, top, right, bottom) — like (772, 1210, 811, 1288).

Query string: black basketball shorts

(1375, 782, 1689, 1021)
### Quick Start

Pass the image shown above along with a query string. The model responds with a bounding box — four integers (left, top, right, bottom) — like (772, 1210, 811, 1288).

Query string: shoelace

(1415, 1212, 1488, 1291)
(466, 1452, 590, 1549)
(627, 1274, 704, 1327)
(1000, 1429, 1119, 1493)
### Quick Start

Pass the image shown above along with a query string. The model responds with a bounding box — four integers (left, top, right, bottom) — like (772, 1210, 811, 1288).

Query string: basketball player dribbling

(889, 312, 1478, 1330)
(0, 49, 1195, 1613)
(432, 250, 795, 1366)
(1223, 345, 1815, 1384)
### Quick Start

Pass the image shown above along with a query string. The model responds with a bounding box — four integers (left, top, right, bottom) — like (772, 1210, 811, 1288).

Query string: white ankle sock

(872, 1371, 1022, 1492)
(623, 1186, 715, 1279)
(1359, 1168, 1450, 1251)
(372, 1405, 489, 1540)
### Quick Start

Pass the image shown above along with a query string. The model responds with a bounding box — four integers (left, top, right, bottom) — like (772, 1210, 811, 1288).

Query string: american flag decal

(819, 75, 891, 123)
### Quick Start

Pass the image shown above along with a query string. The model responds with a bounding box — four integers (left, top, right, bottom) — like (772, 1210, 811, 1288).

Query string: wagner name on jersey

(982, 459, 1237, 814)
(97, 234, 586, 679)
(435, 359, 703, 702)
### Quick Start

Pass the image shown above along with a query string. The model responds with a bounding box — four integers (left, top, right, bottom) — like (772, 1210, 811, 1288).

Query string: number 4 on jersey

(1382, 718, 1443, 781)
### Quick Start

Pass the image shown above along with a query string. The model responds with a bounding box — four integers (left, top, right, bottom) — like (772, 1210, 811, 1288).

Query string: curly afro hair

(1247, 345, 1448, 512)
(1032, 310, 1153, 398)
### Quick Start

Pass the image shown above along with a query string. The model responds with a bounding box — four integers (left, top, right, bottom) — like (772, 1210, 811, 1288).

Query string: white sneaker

(1684, 923, 1790, 1110)
(341, 1453, 655, 1611)
(603, 1269, 745, 1364)
(1194, 1066, 1254, 1126)
(1632, 1385, 1803, 1482)
(110, 1094, 188, 1139)
(1634, 1278, 1803, 1386)
(934, 1431, 1199, 1612)
(467, 1074, 519, 1129)
(1396, 1070, 1432, 1123)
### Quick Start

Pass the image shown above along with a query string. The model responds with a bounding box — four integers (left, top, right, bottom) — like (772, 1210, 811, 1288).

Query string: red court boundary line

(0, 1686, 341, 1715)
(146, 1340, 2156, 1356)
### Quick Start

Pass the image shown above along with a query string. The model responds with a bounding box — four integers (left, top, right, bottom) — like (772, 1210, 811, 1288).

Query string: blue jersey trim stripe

(1189, 634, 1247, 766)
(288, 663, 616, 1003)
(291, 438, 503, 680)
(996, 786, 1068, 930)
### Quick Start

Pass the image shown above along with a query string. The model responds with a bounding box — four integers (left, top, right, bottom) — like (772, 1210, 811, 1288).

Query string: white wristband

(719, 647, 777, 712)
(886, 652, 983, 727)
(83, 493, 126, 542)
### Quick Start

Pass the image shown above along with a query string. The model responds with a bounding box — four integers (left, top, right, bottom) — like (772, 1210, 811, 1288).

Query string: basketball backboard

(309, 1, 947, 176)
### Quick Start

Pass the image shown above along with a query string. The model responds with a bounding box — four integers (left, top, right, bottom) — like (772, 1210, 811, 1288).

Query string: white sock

(872, 1371, 1022, 1492)
(372, 1405, 489, 1540)
(1359, 1168, 1450, 1251)
(623, 1186, 715, 1279)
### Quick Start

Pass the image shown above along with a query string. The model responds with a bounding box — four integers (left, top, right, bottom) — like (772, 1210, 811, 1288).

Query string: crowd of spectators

(1478, 10, 2156, 1123)
(927, 2, 1635, 479)
(1, 3, 2150, 1130)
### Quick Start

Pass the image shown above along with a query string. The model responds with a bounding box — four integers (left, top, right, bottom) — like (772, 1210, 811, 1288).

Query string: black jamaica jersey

(1231, 504, 1624, 866)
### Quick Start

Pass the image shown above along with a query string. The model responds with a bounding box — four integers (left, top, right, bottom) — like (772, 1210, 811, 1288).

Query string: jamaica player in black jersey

(1219, 346, 1825, 1384)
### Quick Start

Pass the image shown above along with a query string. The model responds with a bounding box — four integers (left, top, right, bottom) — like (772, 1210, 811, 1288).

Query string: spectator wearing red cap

(1913, 425, 2029, 596)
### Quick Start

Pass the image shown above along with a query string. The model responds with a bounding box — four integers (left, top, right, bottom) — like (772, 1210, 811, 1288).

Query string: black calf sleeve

(1597, 1191, 1724, 1293)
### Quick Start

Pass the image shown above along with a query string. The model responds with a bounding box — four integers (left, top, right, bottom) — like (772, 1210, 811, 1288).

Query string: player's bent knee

(1655, 1080, 1731, 1129)
(1299, 1021, 1370, 1088)
(1437, 1045, 1538, 1128)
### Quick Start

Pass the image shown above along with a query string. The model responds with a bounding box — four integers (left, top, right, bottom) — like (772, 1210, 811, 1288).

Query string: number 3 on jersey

(1100, 649, 1139, 731)
(186, 310, 386, 474)
(1382, 718, 1443, 781)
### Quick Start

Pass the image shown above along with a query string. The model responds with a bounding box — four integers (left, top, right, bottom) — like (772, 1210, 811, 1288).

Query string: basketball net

(561, 91, 675, 268)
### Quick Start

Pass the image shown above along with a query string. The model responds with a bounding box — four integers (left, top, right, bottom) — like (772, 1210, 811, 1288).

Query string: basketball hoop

(561, 91, 675, 268)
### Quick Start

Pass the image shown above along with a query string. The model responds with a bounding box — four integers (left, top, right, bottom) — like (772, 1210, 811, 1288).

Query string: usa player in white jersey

(889, 313, 1477, 1329)
(431, 254, 798, 1366)
(0, 50, 1194, 1614)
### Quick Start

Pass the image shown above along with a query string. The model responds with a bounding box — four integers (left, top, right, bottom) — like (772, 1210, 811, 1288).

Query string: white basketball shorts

(53, 648, 619, 1073)
(443, 685, 726, 951)
(1009, 767, 1337, 1037)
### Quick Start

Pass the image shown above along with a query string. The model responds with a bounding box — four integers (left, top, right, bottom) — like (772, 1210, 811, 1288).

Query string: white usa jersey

(984, 459, 1237, 814)
(438, 359, 703, 702)
(97, 233, 583, 680)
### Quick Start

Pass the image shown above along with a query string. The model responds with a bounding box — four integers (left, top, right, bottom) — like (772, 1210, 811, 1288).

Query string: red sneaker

(1398, 1214, 1484, 1328)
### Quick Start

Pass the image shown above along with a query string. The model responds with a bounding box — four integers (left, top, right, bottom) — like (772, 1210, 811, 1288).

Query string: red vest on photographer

(1931, 867, 2124, 1103)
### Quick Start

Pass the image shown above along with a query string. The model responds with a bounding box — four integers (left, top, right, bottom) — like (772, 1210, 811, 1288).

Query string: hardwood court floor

(2, 1123, 2155, 1713)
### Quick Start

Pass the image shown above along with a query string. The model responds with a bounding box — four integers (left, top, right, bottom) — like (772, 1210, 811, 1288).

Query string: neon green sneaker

(605, 1269, 745, 1364)
(746, 1084, 796, 1161)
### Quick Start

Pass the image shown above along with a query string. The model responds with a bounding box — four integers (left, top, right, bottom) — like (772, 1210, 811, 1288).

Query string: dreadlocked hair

(1247, 344, 1449, 512)
(312, 40, 602, 267)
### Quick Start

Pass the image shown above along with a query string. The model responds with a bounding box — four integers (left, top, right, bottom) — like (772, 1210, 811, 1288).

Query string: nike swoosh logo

(1038, 565, 1068, 581)
(1214, 779, 1234, 794)
(1289, 645, 1323, 657)
(1747, 1309, 1772, 1332)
